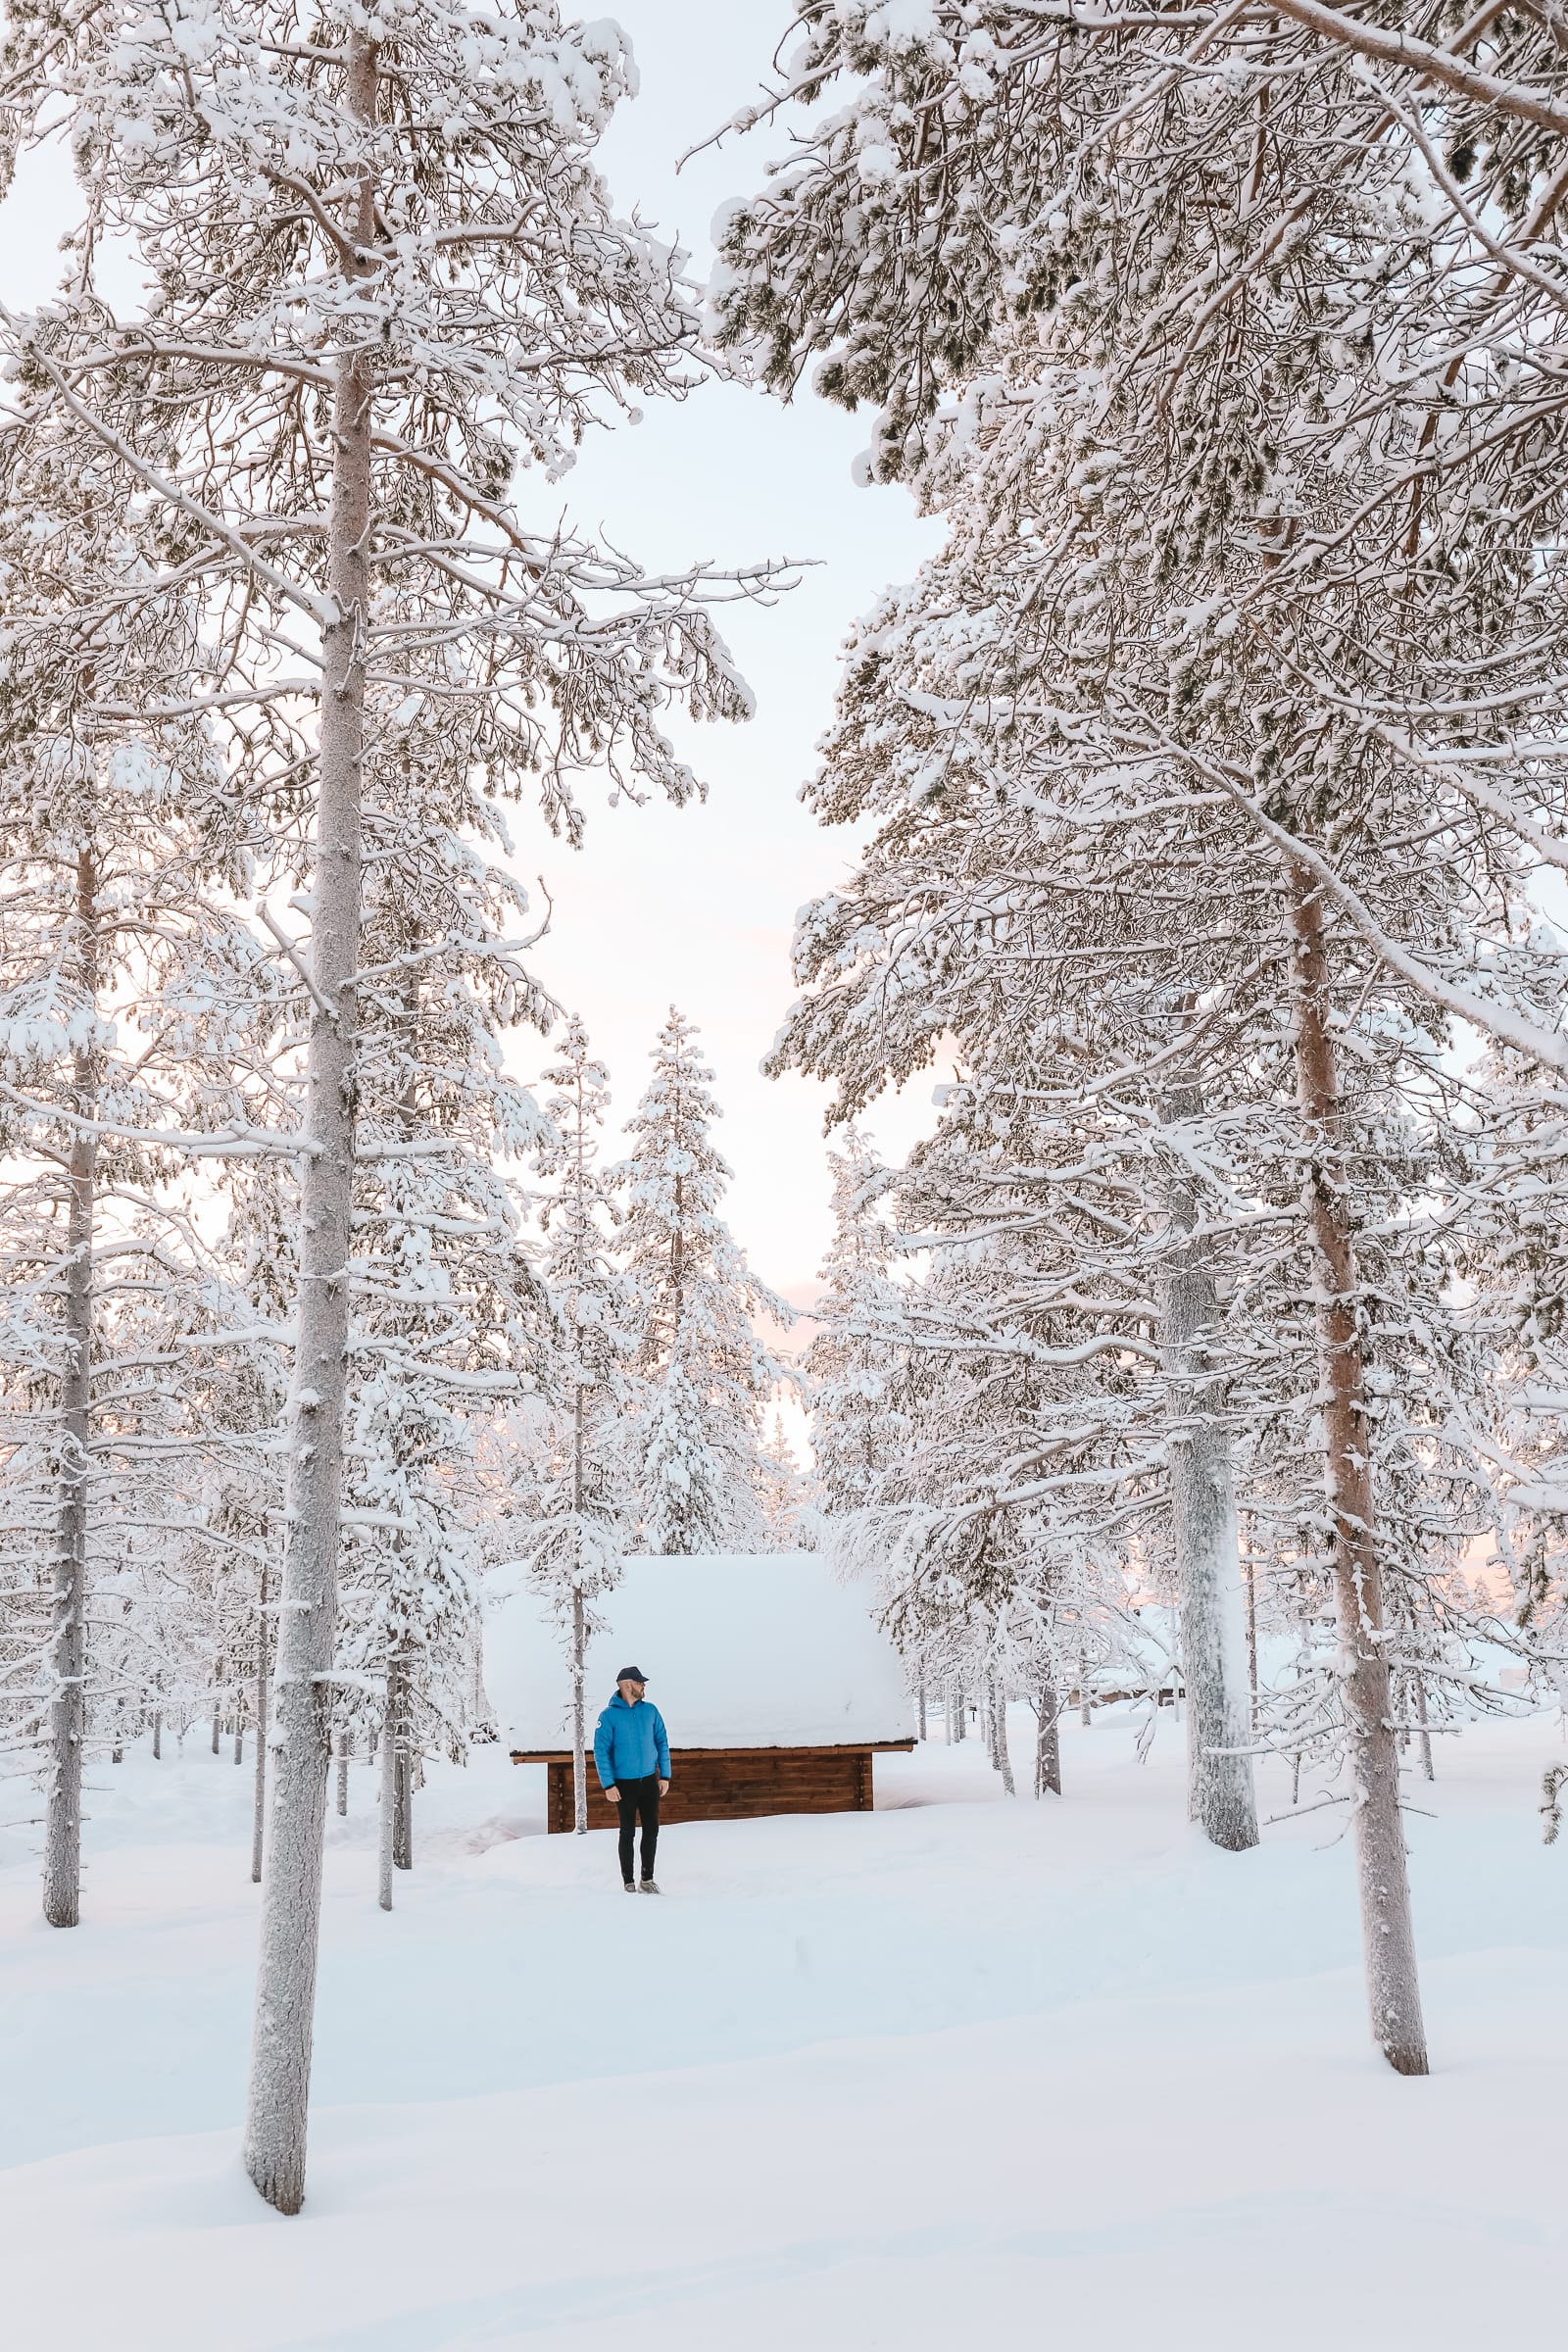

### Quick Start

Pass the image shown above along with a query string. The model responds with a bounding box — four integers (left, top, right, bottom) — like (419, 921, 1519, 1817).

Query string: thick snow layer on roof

(483, 1553, 915, 1751)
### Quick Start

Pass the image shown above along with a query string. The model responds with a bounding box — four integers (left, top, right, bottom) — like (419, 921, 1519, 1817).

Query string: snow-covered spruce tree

(2, 0, 773, 2211)
(757, 1411, 819, 1547)
(721, 3, 1568, 2075)
(329, 705, 559, 1908)
(516, 1013, 637, 1831)
(805, 1129, 906, 1516)
(825, 1073, 1182, 1792)
(0, 423, 283, 1925)
(772, 639, 1268, 1855)
(617, 1009, 789, 1554)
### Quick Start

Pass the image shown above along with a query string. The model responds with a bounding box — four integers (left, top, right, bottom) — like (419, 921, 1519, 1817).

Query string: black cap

(615, 1666, 648, 1685)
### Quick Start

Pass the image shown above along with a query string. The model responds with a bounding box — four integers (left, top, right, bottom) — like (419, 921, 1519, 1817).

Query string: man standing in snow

(595, 1668, 670, 1894)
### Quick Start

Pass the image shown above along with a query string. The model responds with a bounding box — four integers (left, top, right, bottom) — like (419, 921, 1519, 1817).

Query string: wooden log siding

(509, 1743, 915, 1835)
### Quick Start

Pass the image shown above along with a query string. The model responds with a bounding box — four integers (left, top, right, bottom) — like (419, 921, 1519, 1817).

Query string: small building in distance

(484, 1552, 916, 1833)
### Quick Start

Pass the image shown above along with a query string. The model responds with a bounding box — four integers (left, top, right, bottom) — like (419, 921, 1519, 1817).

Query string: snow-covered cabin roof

(484, 1553, 915, 1751)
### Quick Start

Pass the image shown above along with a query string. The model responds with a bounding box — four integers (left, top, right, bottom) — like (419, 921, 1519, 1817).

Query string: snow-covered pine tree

(333, 713, 557, 1908)
(756, 1412, 818, 1548)
(520, 1014, 638, 1832)
(2, 0, 775, 2208)
(718, 4, 1568, 2071)
(618, 1009, 788, 1555)
(805, 1130, 906, 1516)
(0, 420, 282, 1927)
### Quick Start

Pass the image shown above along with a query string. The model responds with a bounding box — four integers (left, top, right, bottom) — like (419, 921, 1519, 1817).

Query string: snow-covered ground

(2, 1708, 1564, 2350)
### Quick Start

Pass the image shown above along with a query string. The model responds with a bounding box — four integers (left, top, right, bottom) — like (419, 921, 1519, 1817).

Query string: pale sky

(0, 2, 949, 1313)
(521, 0, 947, 1312)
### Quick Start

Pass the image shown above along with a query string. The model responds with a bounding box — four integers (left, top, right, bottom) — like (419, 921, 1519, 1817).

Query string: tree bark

(243, 28, 375, 2216)
(251, 1557, 270, 1885)
(1285, 859, 1428, 2076)
(571, 1384, 588, 1834)
(1036, 1680, 1061, 1797)
(916, 1682, 927, 1741)
(1413, 1672, 1434, 1785)
(1078, 1650, 1091, 1727)
(994, 1676, 1015, 1795)
(335, 1729, 350, 1817)
(393, 1667, 414, 1873)
(571, 1587, 589, 1836)
(1159, 1102, 1258, 1854)
(377, 1693, 395, 1914)
(43, 848, 98, 1931)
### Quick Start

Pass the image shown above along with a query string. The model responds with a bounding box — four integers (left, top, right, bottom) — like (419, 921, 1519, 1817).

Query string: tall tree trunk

(234, 1706, 244, 1766)
(243, 28, 375, 2215)
(393, 1664, 414, 1873)
(916, 1682, 927, 1742)
(571, 1385, 588, 1834)
(212, 1673, 222, 1756)
(1159, 1103, 1258, 1854)
(152, 1698, 162, 1761)
(1078, 1650, 1091, 1727)
(944, 1678, 956, 1744)
(43, 846, 98, 1930)
(1244, 1542, 1259, 1727)
(335, 1729, 350, 1817)
(1036, 1679, 1062, 1796)
(1413, 1673, 1434, 1785)
(377, 1691, 395, 1913)
(994, 1676, 1015, 1795)
(251, 1557, 270, 1886)
(1285, 860, 1427, 2076)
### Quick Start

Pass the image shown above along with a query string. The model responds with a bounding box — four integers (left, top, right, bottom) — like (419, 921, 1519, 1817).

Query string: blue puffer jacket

(593, 1692, 671, 1791)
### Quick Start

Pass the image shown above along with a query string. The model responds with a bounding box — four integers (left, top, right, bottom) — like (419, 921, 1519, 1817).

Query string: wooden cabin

(484, 1552, 915, 1831)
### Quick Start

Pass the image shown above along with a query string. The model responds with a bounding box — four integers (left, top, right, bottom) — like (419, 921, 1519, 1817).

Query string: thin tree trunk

(571, 1587, 589, 1835)
(1078, 1651, 1091, 1727)
(571, 1383, 588, 1834)
(251, 1558, 270, 1886)
(393, 1670, 414, 1873)
(243, 28, 375, 2216)
(234, 1705, 244, 1766)
(377, 1694, 395, 1914)
(212, 1677, 222, 1756)
(916, 1682, 927, 1741)
(152, 1702, 162, 1761)
(1414, 1672, 1434, 1785)
(1286, 859, 1427, 2077)
(944, 1678, 956, 1744)
(995, 1677, 1015, 1795)
(43, 852, 97, 1931)
(335, 1729, 349, 1818)
(1036, 1680, 1061, 1796)
(1244, 1547, 1259, 1727)
(1159, 1101, 1258, 1854)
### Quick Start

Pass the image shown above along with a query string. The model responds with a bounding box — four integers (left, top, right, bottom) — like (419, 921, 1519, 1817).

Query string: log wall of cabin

(536, 1746, 879, 1835)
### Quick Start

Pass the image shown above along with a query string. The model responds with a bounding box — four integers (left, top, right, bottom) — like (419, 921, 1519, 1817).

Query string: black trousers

(615, 1775, 661, 1883)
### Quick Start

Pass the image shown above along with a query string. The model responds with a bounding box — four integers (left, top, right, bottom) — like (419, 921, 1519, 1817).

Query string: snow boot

(639, 1878, 661, 1894)
(622, 1880, 636, 1893)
